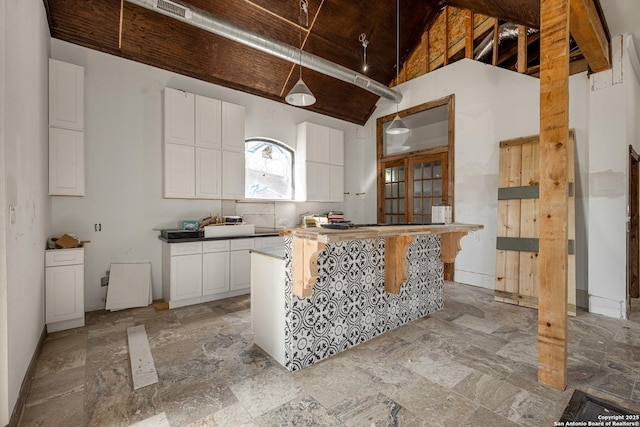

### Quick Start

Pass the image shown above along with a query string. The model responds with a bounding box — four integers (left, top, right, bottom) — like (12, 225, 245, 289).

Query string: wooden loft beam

(465, 10, 474, 58)
(517, 25, 527, 73)
(538, 0, 570, 390)
(570, 0, 610, 72)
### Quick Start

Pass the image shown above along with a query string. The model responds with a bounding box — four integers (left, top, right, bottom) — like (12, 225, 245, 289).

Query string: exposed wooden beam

(422, 31, 429, 73)
(517, 25, 527, 73)
(444, 7, 450, 66)
(538, 0, 570, 390)
(570, 0, 610, 72)
(465, 10, 474, 58)
(492, 20, 499, 66)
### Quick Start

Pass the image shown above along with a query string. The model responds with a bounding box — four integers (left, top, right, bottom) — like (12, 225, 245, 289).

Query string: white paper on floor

(105, 262, 152, 311)
(127, 325, 158, 390)
(128, 412, 170, 427)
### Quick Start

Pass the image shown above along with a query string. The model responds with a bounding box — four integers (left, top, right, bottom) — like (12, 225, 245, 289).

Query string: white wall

(50, 39, 354, 311)
(0, 0, 8, 423)
(569, 72, 591, 308)
(360, 59, 542, 289)
(2, 0, 51, 421)
(356, 59, 597, 308)
(587, 35, 639, 319)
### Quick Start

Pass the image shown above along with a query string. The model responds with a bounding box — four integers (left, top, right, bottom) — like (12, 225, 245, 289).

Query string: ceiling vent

(155, 0, 192, 20)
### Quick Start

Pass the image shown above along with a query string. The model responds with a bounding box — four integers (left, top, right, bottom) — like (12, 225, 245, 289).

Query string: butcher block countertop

(280, 223, 483, 244)
(282, 223, 484, 298)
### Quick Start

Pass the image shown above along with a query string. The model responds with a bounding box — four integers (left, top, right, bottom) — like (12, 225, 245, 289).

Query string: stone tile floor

(17, 282, 640, 426)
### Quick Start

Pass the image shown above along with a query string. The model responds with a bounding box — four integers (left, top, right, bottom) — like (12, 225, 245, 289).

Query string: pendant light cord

(396, 0, 400, 115)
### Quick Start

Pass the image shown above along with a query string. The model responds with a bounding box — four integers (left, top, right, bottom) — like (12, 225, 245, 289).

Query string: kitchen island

(251, 223, 482, 371)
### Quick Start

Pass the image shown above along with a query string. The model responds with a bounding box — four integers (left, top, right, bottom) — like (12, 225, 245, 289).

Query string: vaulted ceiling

(43, 0, 603, 125)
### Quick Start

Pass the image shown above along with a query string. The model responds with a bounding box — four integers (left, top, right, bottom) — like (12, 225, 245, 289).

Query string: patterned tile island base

(283, 234, 444, 371)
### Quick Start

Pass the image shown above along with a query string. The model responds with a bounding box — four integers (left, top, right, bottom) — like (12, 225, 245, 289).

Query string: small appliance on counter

(160, 229, 204, 239)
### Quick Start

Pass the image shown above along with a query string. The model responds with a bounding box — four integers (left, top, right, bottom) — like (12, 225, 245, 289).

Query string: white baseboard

(453, 270, 495, 290)
(589, 295, 627, 319)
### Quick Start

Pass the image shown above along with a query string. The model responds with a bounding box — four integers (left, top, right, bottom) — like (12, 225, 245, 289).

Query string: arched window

(245, 138, 294, 200)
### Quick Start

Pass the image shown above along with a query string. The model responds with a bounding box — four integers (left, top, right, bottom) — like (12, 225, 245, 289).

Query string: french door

(379, 152, 448, 224)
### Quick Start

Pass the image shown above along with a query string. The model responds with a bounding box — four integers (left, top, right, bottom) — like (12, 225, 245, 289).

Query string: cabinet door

(222, 150, 245, 199)
(45, 264, 84, 323)
(49, 59, 84, 131)
(230, 250, 252, 290)
(202, 252, 230, 295)
(163, 88, 194, 145)
(330, 164, 344, 202)
(164, 143, 195, 198)
(170, 254, 202, 301)
(306, 162, 331, 201)
(221, 102, 245, 152)
(329, 128, 344, 166)
(307, 123, 331, 164)
(195, 147, 221, 199)
(195, 95, 221, 149)
(49, 127, 85, 196)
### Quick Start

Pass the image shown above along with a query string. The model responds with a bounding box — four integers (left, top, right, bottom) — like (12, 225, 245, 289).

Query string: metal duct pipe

(126, 0, 403, 104)
(474, 23, 579, 64)
(474, 23, 539, 63)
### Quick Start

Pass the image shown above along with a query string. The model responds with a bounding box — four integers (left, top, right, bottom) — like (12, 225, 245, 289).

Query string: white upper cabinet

(195, 147, 221, 199)
(162, 88, 245, 199)
(49, 59, 84, 131)
(164, 143, 195, 198)
(330, 164, 344, 202)
(299, 122, 331, 164)
(221, 102, 245, 152)
(163, 87, 195, 145)
(49, 127, 85, 196)
(296, 122, 344, 202)
(222, 150, 246, 199)
(195, 95, 222, 149)
(329, 128, 344, 166)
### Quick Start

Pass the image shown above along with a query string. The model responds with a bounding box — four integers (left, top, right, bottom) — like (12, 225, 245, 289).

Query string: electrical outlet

(94, 223, 102, 232)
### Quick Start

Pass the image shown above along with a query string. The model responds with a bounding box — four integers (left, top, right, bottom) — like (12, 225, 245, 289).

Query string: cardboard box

(55, 233, 80, 249)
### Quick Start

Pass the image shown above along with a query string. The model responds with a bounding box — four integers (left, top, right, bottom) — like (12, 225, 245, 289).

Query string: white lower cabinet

(229, 239, 255, 292)
(170, 253, 202, 301)
(163, 237, 258, 309)
(202, 240, 230, 295)
(45, 248, 85, 332)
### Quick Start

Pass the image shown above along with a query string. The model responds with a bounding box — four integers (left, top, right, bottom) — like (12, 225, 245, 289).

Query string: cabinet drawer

(169, 242, 202, 256)
(203, 240, 230, 253)
(230, 238, 255, 251)
(45, 248, 84, 267)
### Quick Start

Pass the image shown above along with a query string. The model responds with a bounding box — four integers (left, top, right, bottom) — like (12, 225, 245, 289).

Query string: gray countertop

(158, 228, 280, 243)
(251, 246, 285, 260)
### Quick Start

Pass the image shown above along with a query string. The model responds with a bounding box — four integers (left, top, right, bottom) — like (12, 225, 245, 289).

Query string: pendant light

(386, 0, 409, 135)
(286, 1, 316, 107)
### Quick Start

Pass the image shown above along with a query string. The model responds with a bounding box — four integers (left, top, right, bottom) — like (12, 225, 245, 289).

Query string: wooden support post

(384, 236, 415, 294)
(465, 10, 474, 59)
(492, 20, 499, 66)
(444, 7, 449, 66)
(538, 0, 570, 390)
(517, 25, 527, 73)
(421, 32, 429, 74)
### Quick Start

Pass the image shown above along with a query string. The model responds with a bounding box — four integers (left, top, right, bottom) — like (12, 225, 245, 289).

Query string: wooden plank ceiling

(43, 0, 600, 125)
